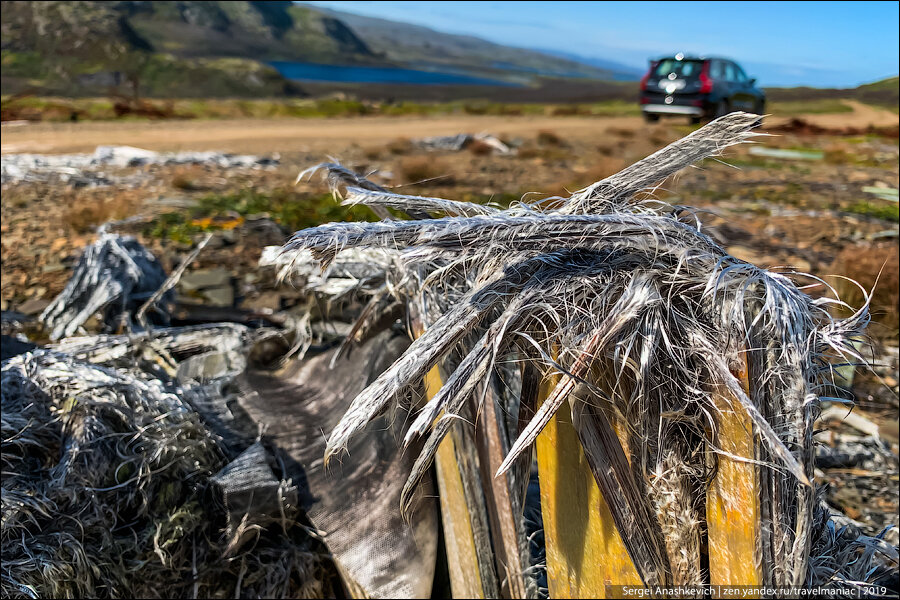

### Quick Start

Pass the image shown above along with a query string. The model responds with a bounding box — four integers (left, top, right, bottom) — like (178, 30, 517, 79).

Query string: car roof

(653, 55, 740, 63)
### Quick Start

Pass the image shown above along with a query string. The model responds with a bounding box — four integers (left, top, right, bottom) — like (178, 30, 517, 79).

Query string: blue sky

(305, 1, 899, 87)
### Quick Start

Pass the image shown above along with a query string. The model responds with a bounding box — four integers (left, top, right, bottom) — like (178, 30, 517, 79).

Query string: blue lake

(270, 61, 519, 86)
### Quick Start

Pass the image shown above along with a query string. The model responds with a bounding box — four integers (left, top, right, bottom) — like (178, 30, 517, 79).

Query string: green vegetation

(0, 1, 376, 97)
(765, 76, 899, 112)
(855, 77, 900, 111)
(145, 189, 377, 243)
(1, 50, 295, 99)
(144, 188, 525, 243)
(844, 200, 900, 222)
(1, 94, 641, 122)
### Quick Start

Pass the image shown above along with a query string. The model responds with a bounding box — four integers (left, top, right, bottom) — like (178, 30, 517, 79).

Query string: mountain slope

(120, 1, 378, 64)
(765, 77, 899, 111)
(305, 3, 625, 80)
(0, 1, 380, 97)
(1, 0, 639, 98)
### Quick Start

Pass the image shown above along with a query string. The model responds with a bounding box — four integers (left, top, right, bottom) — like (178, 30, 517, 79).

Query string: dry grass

(363, 145, 383, 160)
(516, 142, 574, 162)
(596, 142, 621, 157)
(467, 139, 495, 156)
(647, 126, 676, 147)
(62, 190, 143, 234)
(823, 142, 854, 165)
(608, 126, 637, 139)
(398, 156, 452, 184)
(387, 137, 414, 155)
(169, 166, 210, 191)
(536, 129, 564, 146)
(830, 243, 899, 335)
(549, 156, 628, 196)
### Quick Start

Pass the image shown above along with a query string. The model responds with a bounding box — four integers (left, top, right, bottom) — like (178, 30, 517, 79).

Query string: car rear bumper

(642, 104, 703, 116)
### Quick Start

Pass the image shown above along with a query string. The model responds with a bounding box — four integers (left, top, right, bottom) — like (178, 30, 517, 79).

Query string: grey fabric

(242, 329, 438, 599)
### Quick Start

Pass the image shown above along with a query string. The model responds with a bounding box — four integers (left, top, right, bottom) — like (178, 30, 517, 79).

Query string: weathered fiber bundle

(0, 325, 336, 599)
(273, 112, 894, 591)
(40, 233, 172, 340)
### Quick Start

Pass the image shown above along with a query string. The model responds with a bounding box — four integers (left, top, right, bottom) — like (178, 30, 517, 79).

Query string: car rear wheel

(753, 100, 766, 115)
(644, 113, 660, 123)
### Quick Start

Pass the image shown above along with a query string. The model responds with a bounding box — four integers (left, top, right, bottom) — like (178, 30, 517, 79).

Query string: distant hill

(765, 77, 899, 110)
(0, 1, 352, 97)
(531, 48, 643, 81)
(121, 1, 376, 63)
(303, 4, 627, 81)
(0, 1, 379, 97)
(1, 0, 631, 97)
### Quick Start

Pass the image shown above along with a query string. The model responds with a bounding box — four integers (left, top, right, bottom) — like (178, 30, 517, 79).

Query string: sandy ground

(2, 100, 896, 155)
(0, 115, 643, 155)
(797, 100, 899, 128)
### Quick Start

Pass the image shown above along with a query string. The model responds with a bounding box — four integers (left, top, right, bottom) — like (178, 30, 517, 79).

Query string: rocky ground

(2, 110, 898, 537)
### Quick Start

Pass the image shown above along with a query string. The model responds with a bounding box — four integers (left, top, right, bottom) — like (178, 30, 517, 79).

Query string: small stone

(205, 234, 226, 250)
(18, 298, 50, 316)
(180, 268, 231, 291)
(885, 527, 900, 546)
(42, 262, 66, 274)
(202, 285, 234, 307)
(241, 291, 281, 313)
(220, 228, 238, 244)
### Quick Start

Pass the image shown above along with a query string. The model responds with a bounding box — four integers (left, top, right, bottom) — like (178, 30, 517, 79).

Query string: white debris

(414, 132, 513, 154)
(1, 146, 279, 185)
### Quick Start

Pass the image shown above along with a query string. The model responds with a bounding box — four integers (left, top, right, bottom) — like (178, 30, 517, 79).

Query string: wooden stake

(707, 357, 762, 596)
(425, 365, 490, 599)
(535, 372, 643, 598)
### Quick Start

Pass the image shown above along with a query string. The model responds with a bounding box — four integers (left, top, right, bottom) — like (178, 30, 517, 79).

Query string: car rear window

(653, 59, 704, 79)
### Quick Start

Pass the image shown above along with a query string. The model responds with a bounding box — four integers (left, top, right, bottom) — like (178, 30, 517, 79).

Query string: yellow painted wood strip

(425, 366, 486, 599)
(707, 357, 762, 595)
(535, 373, 642, 599)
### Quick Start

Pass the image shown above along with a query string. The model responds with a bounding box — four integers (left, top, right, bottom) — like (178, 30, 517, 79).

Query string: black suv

(639, 55, 765, 123)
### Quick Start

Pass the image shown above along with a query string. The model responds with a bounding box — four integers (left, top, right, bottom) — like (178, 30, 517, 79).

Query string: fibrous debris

(274, 112, 896, 591)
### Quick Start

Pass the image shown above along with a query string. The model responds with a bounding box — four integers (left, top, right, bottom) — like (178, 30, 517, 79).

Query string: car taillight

(699, 62, 712, 93)
(639, 70, 651, 91)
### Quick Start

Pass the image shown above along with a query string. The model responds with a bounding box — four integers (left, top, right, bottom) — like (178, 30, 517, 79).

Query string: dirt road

(3, 100, 895, 155)
(0, 114, 645, 155)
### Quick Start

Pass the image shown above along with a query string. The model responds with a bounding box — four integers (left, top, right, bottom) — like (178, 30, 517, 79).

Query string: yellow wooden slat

(707, 357, 761, 597)
(424, 366, 487, 599)
(535, 372, 642, 599)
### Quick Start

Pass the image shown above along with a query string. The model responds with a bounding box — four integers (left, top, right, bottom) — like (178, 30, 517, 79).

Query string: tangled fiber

(40, 233, 172, 341)
(273, 112, 896, 592)
(1, 326, 336, 599)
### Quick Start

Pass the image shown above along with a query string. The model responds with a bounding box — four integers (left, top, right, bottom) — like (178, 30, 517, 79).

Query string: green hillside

(765, 76, 899, 111)
(0, 1, 378, 97)
(0, 0, 622, 98)
(304, 3, 629, 81)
